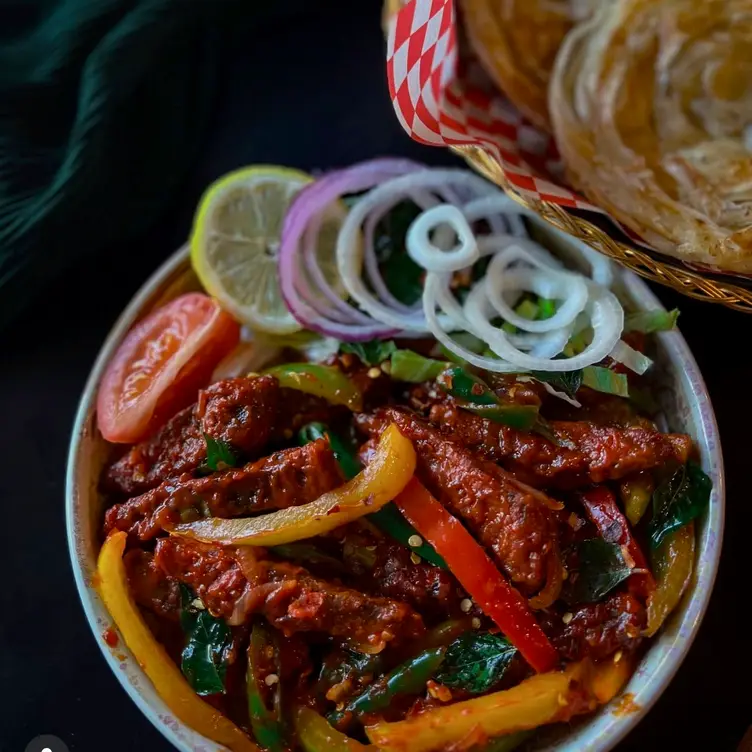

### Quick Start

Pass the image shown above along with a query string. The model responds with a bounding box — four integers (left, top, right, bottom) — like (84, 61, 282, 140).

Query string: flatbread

(550, 0, 752, 272)
(461, 0, 596, 129)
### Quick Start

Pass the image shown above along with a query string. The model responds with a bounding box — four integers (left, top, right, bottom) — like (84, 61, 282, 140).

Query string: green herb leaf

(179, 583, 199, 633)
(435, 632, 517, 694)
(582, 366, 629, 397)
(625, 308, 679, 334)
(532, 370, 583, 399)
(649, 462, 712, 550)
(389, 350, 447, 383)
(375, 200, 424, 306)
(203, 435, 238, 472)
(563, 538, 633, 604)
(340, 339, 398, 367)
(181, 609, 231, 696)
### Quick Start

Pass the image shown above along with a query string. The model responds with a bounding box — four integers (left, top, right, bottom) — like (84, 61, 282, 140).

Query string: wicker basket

(455, 145, 752, 312)
(383, 1, 752, 312)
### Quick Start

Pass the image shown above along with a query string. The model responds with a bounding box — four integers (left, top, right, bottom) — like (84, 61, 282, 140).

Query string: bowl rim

(65, 239, 725, 752)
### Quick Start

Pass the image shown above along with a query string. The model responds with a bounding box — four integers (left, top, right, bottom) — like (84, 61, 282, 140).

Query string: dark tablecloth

(0, 1, 747, 749)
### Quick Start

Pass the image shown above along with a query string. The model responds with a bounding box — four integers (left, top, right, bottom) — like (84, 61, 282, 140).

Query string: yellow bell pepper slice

(645, 521, 695, 637)
(94, 531, 258, 752)
(171, 423, 416, 547)
(365, 663, 587, 752)
(586, 655, 634, 704)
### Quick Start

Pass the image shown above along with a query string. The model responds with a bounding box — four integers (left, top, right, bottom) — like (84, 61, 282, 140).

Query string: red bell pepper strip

(579, 486, 655, 599)
(393, 477, 558, 674)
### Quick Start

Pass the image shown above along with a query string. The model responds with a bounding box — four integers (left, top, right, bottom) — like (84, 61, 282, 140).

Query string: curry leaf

(531, 370, 583, 399)
(563, 538, 633, 605)
(375, 200, 424, 306)
(181, 609, 232, 696)
(179, 583, 199, 634)
(340, 339, 398, 367)
(203, 435, 238, 472)
(435, 632, 517, 694)
(649, 462, 712, 550)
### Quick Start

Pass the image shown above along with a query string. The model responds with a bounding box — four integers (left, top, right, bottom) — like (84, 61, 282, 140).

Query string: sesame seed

(407, 534, 423, 548)
(264, 673, 279, 686)
(367, 367, 382, 379)
(562, 612, 573, 625)
(410, 552, 422, 565)
(365, 545, 377, 551)
(613, 650, 623, 664)
(561, 568, 569, 581)
(191, 598, 205, 611)
(460, 599, 473, 613)
(471, 617, 481, 629)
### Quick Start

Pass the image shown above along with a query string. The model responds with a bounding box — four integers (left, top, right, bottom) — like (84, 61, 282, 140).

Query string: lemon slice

(190, 165, 344, 334)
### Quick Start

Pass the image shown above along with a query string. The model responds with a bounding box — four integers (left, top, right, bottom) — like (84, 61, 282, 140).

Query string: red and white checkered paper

(386, 0, 602, 210)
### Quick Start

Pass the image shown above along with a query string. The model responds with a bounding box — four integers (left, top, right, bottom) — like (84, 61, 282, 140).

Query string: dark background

(0, 1, 748, 750)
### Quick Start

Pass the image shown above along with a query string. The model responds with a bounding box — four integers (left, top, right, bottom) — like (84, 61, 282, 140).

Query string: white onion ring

(337, 169, 500, 332)
(463, 281, 624, 372)
(406, 204, 480, 273)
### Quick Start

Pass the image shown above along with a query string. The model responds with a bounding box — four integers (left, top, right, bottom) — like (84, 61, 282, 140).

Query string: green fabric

(0, 0, 227, 328)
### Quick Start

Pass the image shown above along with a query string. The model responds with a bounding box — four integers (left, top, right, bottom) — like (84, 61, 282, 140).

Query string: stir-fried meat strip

(356, 408, 561, 593)
(123, 549, 180, 620)
(337, 527, 467, 620)
(426, 400, 692, 487)
(269, 388, 346, 444)
(154, 537, 424, 648)
(370, 543, 465, 621)
(331, 353, 393, 409)
(539, 592, 645, 662)
(105, 376, 280, 496)
(104, 439, 343, 540)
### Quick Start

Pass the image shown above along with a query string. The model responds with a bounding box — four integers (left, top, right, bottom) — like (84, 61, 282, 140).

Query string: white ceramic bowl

(66, 222, 724, 752)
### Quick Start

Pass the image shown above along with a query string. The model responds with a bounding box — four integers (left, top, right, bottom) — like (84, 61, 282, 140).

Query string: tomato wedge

(97, 293, 240, 443)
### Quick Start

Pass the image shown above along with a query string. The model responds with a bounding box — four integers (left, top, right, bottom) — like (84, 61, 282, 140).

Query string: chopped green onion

(538, 298, 557, 320)
(625, 308, 679, 334)
(439, 332, 485, 365)
(390, 350, 447, 383)
(515, 298, 539, 320)
(438, 366, 497, 405)
(462, 402, 539, 430)
(563, 327, 592, 358)
(581, 366, 629, 397)
(438, 366, 540, 430)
